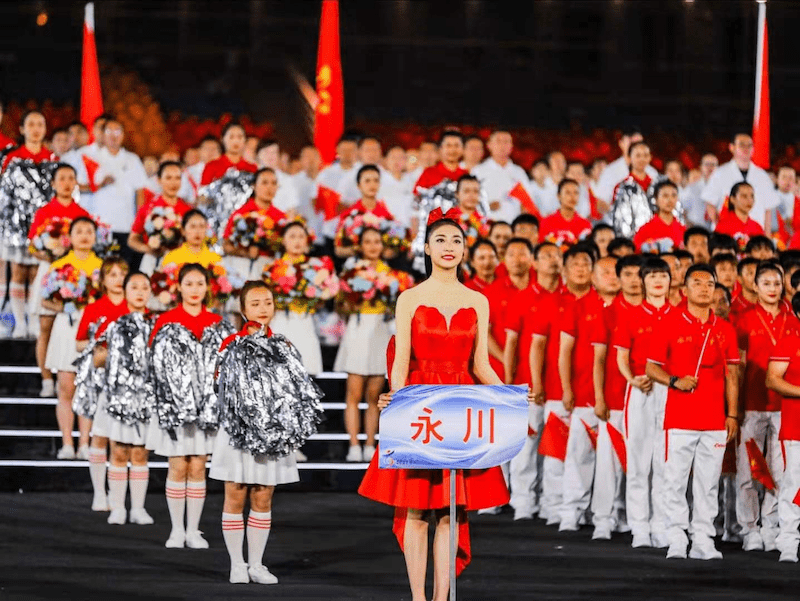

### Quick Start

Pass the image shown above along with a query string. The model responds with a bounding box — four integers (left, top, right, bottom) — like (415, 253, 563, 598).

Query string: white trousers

(664, 429, 727, 540)
(560, 407, 599, 525)
(735, 410, 783, 538)
(591, 409, 625, 530)
(509, 402, 544, 514)
(777, 441, 800, 554)
(540, 400, 570, 520)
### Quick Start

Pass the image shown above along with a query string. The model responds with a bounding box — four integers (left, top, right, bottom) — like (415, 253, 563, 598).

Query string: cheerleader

(715, 182, 765, 248)
(147, 263, 232, 549)
(267, 222, 323, 375)
(42, 217, 102, 459)
(91, 271, 155, 525)
(1, 109, 58, 338)
(335, 227, 395, 462)
(76, 255, 129, 508)
(464, 239, 498, 292)
(161, 209, 223, 270)
(210, 280, 323, 584)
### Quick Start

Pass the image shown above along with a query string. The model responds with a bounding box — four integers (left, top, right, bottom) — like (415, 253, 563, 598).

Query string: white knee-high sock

(129, 466, 149, 510)
(107, 465, 128, 511)
(222, 513, 246, 566)
(186, 480, 206, 534)
(165, 480, 187, 533)
(247, 510, 272, 567)
(88, 447, 107, 500)
(9, 282, 26, 328)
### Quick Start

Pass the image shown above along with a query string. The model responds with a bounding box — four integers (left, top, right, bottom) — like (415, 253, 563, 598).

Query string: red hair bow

(427, 206, 462, 226)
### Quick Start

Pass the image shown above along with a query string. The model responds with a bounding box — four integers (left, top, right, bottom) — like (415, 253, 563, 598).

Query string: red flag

(527, 425, 537, 437)
(745, 438, 776, 491)
(794, 487, 800, 508)
(752, 1, 770, 169)
(508, 182, 540, 218)
(315, 185, 342, 220)
(606, 421, 627, 473)
(313, 0, 344, 165)
(581, 419, 597, 451)
(775, 211, 790, 247)
(81, 3, 104, 135)
(588, 187, 603, 221)
(538, 412, 569, 461)
(81, 154, 100, 192)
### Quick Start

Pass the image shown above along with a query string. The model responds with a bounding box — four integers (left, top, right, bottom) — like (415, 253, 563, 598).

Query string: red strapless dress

(358, 305, 510, 575)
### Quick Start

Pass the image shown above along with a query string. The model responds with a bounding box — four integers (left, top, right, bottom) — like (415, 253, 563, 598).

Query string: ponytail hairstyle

(239, 280, 274, 321)
(252, 167, 277, 198)
(98, 255, 129, 294)
(727, 181, 753, 212)
(176, 262, 211, 305)
(424, 218, 465, 279)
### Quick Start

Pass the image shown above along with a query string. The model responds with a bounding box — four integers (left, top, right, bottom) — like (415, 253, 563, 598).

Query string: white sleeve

(594, 165, 619, 203)
(130, 156, 149, 190)
(274, 175, 300, 211)
(700, 169, 726, 208)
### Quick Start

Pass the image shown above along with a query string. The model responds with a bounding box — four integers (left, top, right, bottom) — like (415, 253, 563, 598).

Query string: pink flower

(304, 285, 318, 298)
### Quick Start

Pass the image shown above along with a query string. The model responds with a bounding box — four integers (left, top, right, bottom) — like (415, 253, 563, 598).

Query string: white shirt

(776, 190, 795, 223)
(74, 142, 103, 214)
(683, 177, 711, 227)
(378, 167, 415, 224)
(594, 156, 659, 204)
(91, 147, 148, 232)
(179, 162, 205, 203)
(315, 161, 363, 206)
(273, 169, 300, 213)
(526, 180, 559, 216)
(471, 158, 529, 223)
(700, 160, 778, 227)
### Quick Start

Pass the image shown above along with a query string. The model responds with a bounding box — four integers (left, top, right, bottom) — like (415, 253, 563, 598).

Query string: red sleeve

(632, 223, 647, 252)
(772, 335, 799, 362)
(413, 168, 436, 196)
(505, 298, 526, 334)
(735, 315, 749, 352)
(200, 162, 216, 186)
(149, 314, 168, 346)
(130, 202, 151, 236)
(722, 322, 741, 364)
(532, 296, 553, 338)
(647, 316, 669, 365)
(76, 303, 99, 341)
(28, 205, 48, 240)
(611, 315, 632, 350)
(589, 305, 611, 346)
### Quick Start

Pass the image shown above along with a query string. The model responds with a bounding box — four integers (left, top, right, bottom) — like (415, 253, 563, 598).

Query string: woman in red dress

(359, 207, 531, 601)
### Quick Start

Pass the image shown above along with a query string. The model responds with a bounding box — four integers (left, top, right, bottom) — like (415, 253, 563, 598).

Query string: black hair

(710, 252, 738, 269)
(627, 140, 649, 158)
(780, 250, 800, 267)
(674, 249, 694, 263)
(281, 219, 309, 239)
(438, 130, 464, 147)
(253, 166, 276, 182)
(744, 235, 776, 256)
(652, 180, 678, 201)
(239, 280, 273, 314)
(67, 121, 88, 132)
(685, 263, 717, 283)
(456, 173, 480, 193)
(505, 237, 534, 254)
(181, 208, 207, 230)
(709, 233, 737, 255)
(200, 135, 223, 151)
(622, 127, 643, 138)
(176, 263, 210, 304)
(639, 256, 671, 282)
(607, 237, 636, 257)
(123, 270, 149, 290)
(512, 213, 540, 231)
(684, 226, 710, 247)
(615, 254, 642, 277)
(791, 269, 800, 292)
(591, 223, 615, 238)
(99, 255, 129, 294)
(464, 134, 484, 145)
(731, 132, 752, 145)
(424, 218, 465, 278)
(728, 181, 753, 210)
(221, 121, 246, 140)
(563, 243, 595, 267)
(531, 158, 548, 169)
(533, 241, 560, 260)
(737, 256, 760, 276)
(338, 133, 359, 145)
(69, 216, 97, 235)
(356, 164, 380, 184)
(488, 221, 512, 236)
(470, 238, 497, 259)
(157, 160, 182, 178)
(53, 162, 77, 179)
(19, 109, 45, 132)
(715, 282, 732, 304)
(357, 225, 383, 246)
(557, 178, 580, 196)
(792, 291, 800, 319)
(782, 259, 800, 283)
(755, 261, 784, 286)
(256, 138, 277, 154)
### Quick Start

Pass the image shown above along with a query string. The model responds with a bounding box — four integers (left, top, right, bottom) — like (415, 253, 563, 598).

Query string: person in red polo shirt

(590, 254, 643, 540)
(766, 292, 800, 563)
(128, 161, 194, 275)
(730, 257, 758, 323)
(503, 241, 565, 520)
(533, 243, 593, 525)
(539, 178, 592, 248)
(647, 264, 740, 560)
(735, 262, 798, 552)
(634, 181, 687, 253)
(334, 165, 395, 259)
(464, 239, 498, 292)
(558, 255, 620, 531)
(715, 182, 765, 252)
(614, 256, 674, 548)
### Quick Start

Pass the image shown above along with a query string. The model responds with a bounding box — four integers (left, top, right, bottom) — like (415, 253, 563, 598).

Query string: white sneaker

(478, 506, 502, 516)
(666, 530, 689, 559)
(229, 563, 250, 584)
(742, 532, 765, 552)
(56, 445, 75, 460)
(248, 564, 278, 585)
(185, 530, 209, 549)
(689, 537, 723, 560)
(362, 444, 376, 460)
(345, 445, 363, 462)
(165, 530, 185, 548)
(558, 520, 579, 532)
(650, 532, 670, 549)
(39, 379, 55, 398)
(91, 495, 110, 512)
(11, 322, 27, 339)
(545, 514, 561, 526)
(107, 509, 127, 525)
(76, 445, 90, 460)
(592, 526, 612, 540)
(514, 509, 534, 521)
(779, 550, 799, 563)
(129, 508, 154, 525)
(294, 449, 308, 462)
(762, 532, 778, 552)
(631, 533, 651, 548)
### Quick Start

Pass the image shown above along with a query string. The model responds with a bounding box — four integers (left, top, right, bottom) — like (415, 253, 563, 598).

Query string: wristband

(726, 414, 738, 419)
(668, 375, 679, 389)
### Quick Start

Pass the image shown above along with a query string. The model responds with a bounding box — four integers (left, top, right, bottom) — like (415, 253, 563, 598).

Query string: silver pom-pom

(216, 332, 324, 458)
(197, 169, 255, 241)
(199, 320, 237, 427)
(71, 319, 107, 418)
(611, 174, 687, 240)
(104, 312, 155, 426)
(0, 159, 58, 252)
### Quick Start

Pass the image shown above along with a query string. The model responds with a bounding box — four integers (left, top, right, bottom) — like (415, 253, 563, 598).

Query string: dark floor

(1, 491, 799, 601)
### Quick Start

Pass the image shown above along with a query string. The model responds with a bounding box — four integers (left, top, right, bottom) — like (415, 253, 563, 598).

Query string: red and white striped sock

(107, 465, 128, 511)
(9, 283, 26, 330)
(129, 466, 149, 510)
(165, 479, 187, 533)
(88, 447, 107, 501)
(246, 510, 272, 567)
(185, 480, 206, 534)
(222, 513, 245, 566)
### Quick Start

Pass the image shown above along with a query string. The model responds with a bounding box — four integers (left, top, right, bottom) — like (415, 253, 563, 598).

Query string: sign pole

(449, 468, 456, 601)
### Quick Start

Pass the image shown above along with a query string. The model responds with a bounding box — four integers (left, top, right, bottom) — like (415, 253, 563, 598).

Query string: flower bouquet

(149, 263, 180, 307)
(28, 216, 71, 260)
(41, 264, 102, 315)
(262, 255, 340, 313)
(458, 211, 490, 248)
(338, 260, 414, 316)
(335, 211, 410, 253)
(228, 211, 281, 256)
(92, 217, 120, 259)
(143, 205, 183, 253)
(208, 262, 237, 303)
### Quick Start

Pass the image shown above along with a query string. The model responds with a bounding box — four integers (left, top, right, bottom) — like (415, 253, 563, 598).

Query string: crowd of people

(2, 103, 800, 593)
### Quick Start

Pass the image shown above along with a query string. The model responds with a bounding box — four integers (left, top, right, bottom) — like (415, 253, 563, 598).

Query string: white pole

(754, 1, 766, 124)
(450, 468, 457, 601)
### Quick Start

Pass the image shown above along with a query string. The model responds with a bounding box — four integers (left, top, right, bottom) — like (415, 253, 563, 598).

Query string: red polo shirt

(612, 300, 674, 377)
(648, 309, 740, 431)
(200, 155, 258, 186)
(561, 288, 607, 407)
(150, 305, 222, 344)
(464, 276, 493, 292)
(1, 145, 58, 172)
(131, 195, 194, 239)
(715, 212, 764, 248)
(533, 288, 577, 401)
(769, 335, 800, 441)
(729, 294, 756, 324)
(485, 273, 532, 379)
(223, 198, 286, 239)
(633, 215, 686, 253)
(76, 295, 129, 341)
(28, 197, 91, 240)
(538, 210, 591, 246)
(736, 304, 799, 412)
(413, 162, 469, 195)
(595, 295, 639, 411)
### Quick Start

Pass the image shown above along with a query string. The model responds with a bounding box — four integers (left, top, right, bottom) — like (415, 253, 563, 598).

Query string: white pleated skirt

(333, 312, 393, 376)
(1, 243, 36, 265)
(30, 260, 55, 317)
(209, 428, 299, 486)
(270, 310, 323, 376)
(145, 420, 216, 457)
(139, 253, 159, 276)
(45, 310, 82, 373)
(91, 392, 149, 445)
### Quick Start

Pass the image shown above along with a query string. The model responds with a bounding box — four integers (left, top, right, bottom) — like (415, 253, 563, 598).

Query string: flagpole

(449, 468, 457, 601)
